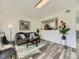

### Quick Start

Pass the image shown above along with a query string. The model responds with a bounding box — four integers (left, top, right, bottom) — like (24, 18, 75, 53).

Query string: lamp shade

(8, 24, 13, 28)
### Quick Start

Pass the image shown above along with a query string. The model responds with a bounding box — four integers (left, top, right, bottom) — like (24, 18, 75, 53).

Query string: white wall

(76, 10, 79, 31)
(0, 0, 41, 41)
(0, 16, 40, 41)
(0, 0, 78, 48)
(76, 24, 79, 31)
(41, 7, 76, 48)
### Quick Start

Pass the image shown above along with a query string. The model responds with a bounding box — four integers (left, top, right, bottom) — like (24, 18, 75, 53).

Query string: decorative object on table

(36, 29, 40, 34)
(19, 20, 30, 30)
(41, 17, 58, 30)
(59, 20, 70, 49)
(36, 29, 40, 43)
(44, 24, 52, 30)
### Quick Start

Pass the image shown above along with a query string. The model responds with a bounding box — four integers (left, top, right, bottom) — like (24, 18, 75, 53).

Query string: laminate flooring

(27, 42, 77, 59)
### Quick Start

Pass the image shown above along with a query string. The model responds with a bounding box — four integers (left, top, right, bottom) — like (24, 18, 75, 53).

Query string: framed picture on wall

(19, 20, 30, 30)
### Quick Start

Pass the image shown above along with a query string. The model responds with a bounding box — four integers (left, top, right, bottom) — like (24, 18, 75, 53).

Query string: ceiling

(0, 0, 79, 20)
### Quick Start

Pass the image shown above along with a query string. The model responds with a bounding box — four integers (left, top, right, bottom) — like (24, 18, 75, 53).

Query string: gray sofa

(15, 32, 40, 46)
(15, 32, 30, 45)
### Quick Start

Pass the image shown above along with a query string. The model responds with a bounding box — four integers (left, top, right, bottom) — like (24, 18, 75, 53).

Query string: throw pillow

(30, 33, 35, 39)
(20, 34, 25, 39)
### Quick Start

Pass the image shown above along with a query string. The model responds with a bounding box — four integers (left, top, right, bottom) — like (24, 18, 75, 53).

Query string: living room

(0, 0, 79, 59)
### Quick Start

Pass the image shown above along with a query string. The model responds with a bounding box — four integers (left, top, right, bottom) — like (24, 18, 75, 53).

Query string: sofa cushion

(25, 33, 30, 37)
(30, 33, 35, 39)
(20, 34, 25, 39)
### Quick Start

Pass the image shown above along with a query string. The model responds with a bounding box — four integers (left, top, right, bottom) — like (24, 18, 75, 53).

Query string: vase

(62, 35, 68, 49)
(62, 35, 66, 40)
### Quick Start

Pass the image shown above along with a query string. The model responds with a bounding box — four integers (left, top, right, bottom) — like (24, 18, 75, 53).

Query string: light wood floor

(0, 40, 77, 59)
(25, 42, 77, 59)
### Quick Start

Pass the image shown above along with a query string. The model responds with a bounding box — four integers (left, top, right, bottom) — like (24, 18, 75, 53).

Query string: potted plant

(59, 21, 70, 48)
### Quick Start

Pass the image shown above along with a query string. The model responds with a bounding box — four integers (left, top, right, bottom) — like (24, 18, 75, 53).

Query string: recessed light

(35, 0, 50, 9)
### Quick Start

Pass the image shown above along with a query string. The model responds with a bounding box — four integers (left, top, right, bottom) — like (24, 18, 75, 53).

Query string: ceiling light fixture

(35, 0, 50, 9)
